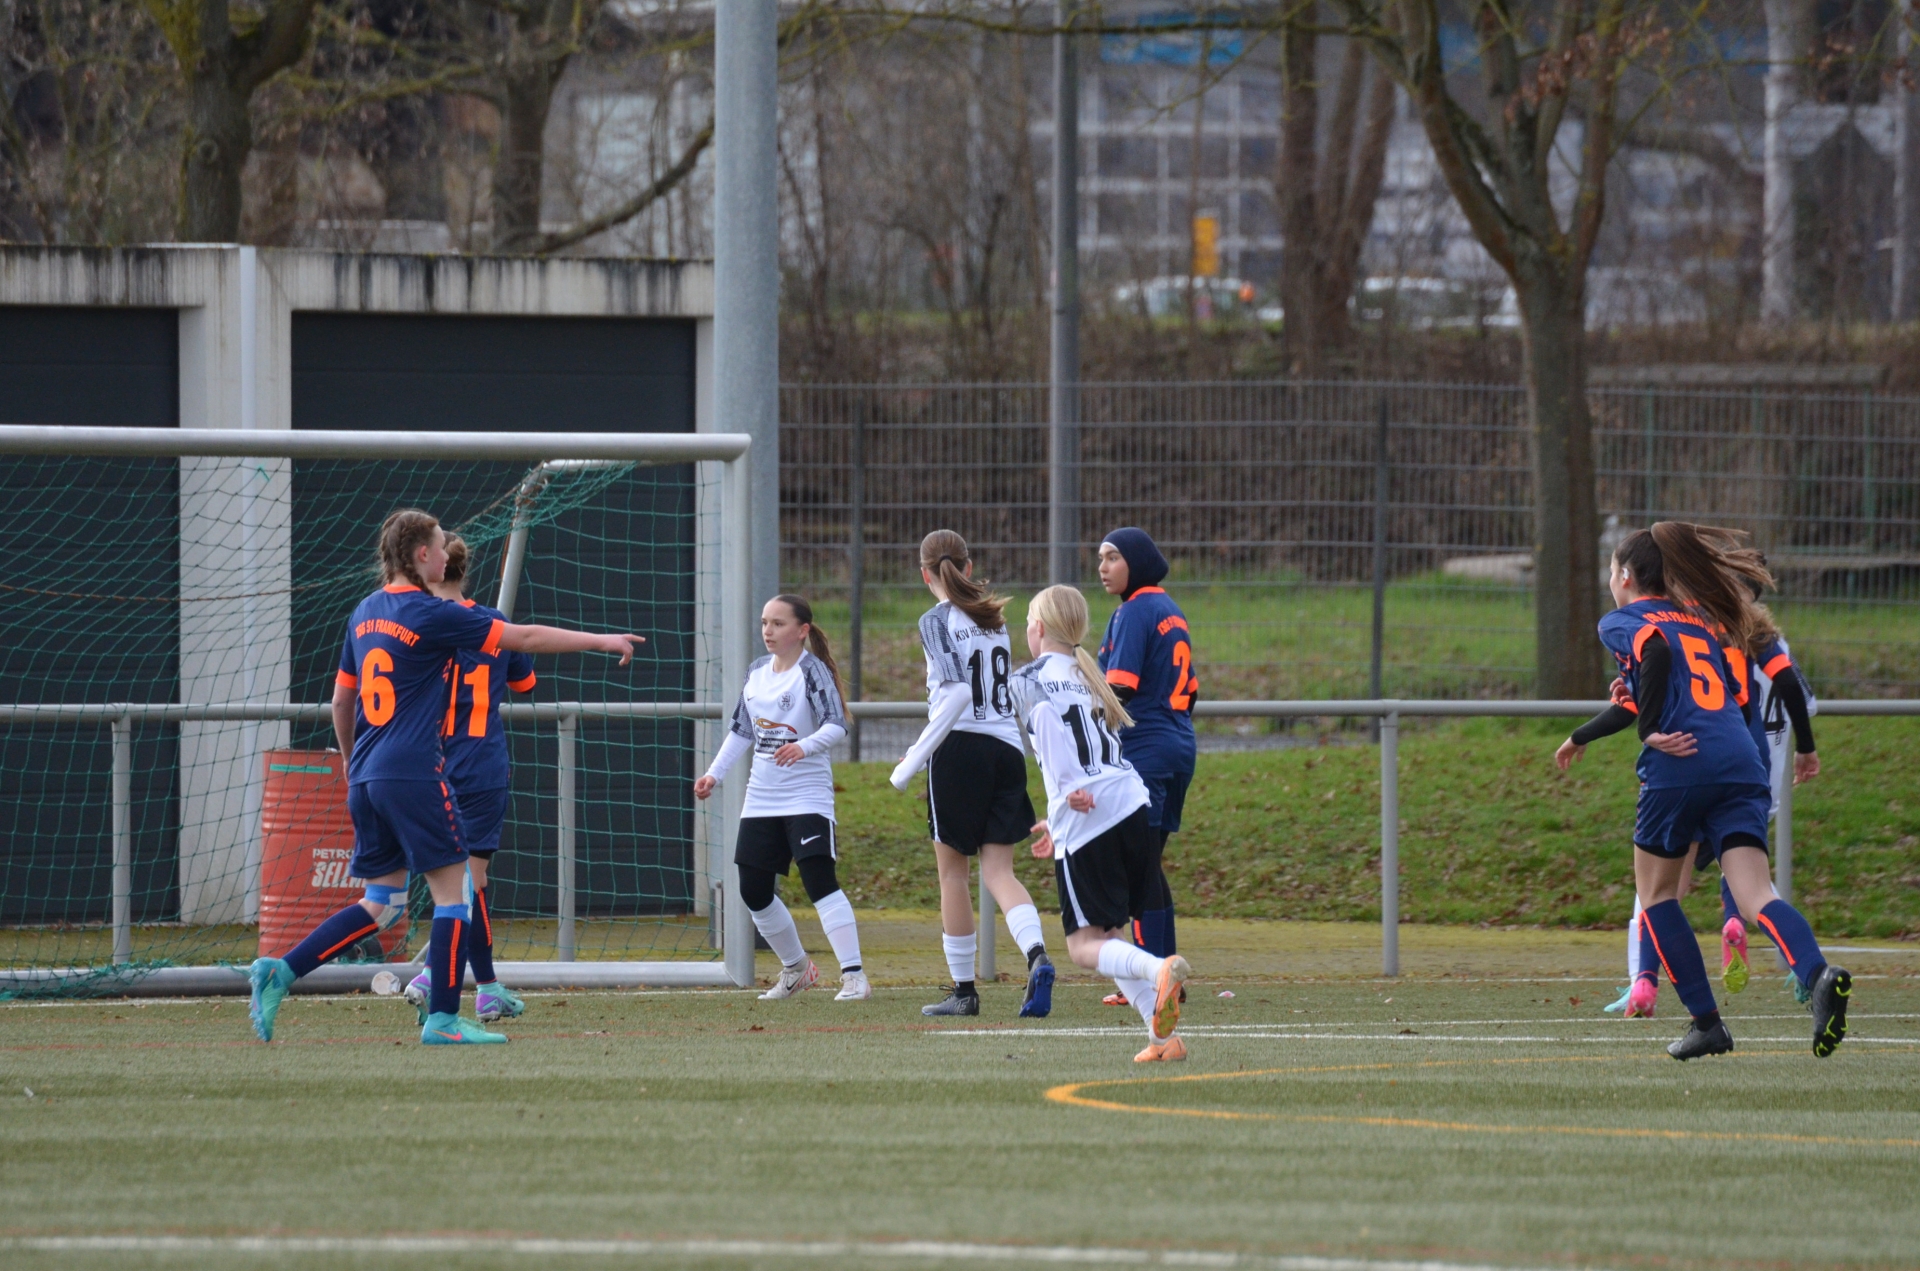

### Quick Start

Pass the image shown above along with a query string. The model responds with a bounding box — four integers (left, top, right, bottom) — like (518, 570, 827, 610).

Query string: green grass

(805, 575, 1920, 701)
(4, 945, 1918, 1271)
(836, 717, 1920, 938)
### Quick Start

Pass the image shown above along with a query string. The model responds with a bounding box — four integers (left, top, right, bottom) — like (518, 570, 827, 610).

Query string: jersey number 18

(967, 647, 1011, 716)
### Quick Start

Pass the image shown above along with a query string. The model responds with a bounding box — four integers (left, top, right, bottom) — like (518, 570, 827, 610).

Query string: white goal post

(0, 425, 758, 995)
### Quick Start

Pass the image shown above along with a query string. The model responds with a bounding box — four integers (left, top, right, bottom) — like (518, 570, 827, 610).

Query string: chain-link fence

(782, 381, 1920, 709)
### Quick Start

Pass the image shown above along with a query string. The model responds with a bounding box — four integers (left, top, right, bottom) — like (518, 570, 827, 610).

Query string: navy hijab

(1101, 527, 1168, 600)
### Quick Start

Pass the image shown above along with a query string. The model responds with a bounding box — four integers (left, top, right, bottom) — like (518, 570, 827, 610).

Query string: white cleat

(834, 969, 872, 1001)
(759, 959, 820, 1000)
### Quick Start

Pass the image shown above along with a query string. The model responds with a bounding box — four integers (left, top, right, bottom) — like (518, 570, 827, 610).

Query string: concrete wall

(0, 246, 716, 925)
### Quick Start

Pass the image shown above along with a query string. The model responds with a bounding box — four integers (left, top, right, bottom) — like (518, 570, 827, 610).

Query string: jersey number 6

(1677, 633, 1726, 711)
(359, 649, 396, 725)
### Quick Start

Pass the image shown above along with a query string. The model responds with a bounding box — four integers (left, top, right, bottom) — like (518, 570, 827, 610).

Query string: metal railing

(8, 696, 1911, 985)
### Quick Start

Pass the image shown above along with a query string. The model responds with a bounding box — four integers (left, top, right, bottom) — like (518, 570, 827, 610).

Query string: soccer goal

(0, 425, 758, 998)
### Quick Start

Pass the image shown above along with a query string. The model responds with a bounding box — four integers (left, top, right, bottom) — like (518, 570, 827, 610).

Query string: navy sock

(284, 903, 379, 979)
(1135, 908, 1176, 958)
(1642, 899, 1718, 1019)
(468, 885, 497, 985)
(1756, 899, 1827, 990)
(1719, 877, 1741, 926)
(1636, 914, 1660, 985)
(428, 903, 471, 1018)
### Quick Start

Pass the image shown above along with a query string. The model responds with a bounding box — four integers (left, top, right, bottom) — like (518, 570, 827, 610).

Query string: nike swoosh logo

(800, 835, 821, 845)
(432, 1030, 463, 1040)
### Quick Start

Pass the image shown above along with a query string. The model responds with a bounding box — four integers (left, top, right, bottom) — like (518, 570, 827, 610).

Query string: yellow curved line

(1045, 1054, 1920, 1151)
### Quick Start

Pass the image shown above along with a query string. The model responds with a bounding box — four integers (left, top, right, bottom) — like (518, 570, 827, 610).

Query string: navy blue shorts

(1634, 783, 1770, 860)
(348, 779, 468, 878)
(453, 785, 511, 856)
(1138, 769, 1193, 834)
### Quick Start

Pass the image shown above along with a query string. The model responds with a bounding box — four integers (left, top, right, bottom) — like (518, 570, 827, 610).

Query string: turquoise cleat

(1602, 984, 1633, 1015)
(421, 1012, 508, 1045)
(248, 957, 296, 1042)
(474, 982, 525, 1023)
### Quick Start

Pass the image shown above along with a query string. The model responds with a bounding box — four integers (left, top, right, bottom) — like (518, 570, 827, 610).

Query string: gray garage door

(0, 306, 179, 923)
(289, 313, 699, 918)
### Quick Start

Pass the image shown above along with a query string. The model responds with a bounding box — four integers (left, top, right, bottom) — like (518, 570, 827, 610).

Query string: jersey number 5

(967, 647, 1012, 716)
(1677, 634, 1726, 711)
(359, 649, 396, 725)
(1168, 639, 1195, 711)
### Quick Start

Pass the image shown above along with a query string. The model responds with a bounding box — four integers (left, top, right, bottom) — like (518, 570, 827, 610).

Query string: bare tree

(143, 0, 319, 241)
(1331, 0, 1681, 696)
(1277, 4, 1398, 372)
(1761, 0, 1811, 322)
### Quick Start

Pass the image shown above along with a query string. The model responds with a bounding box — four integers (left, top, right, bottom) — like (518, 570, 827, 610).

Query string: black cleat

(1811, 966, 1852, 1057)
(1668, 1018, 1734, 1061)
(921, 988, 980, 1017)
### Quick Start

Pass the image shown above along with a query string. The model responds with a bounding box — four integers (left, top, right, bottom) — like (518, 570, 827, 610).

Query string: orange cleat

(1134, 1034, 1188, 1063)
(1150, 956, 1191, 1041)
(1101, 992, 1129, 1006)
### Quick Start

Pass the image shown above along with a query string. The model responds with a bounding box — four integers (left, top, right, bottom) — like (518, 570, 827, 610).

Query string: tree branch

(532, 115, 713, 255)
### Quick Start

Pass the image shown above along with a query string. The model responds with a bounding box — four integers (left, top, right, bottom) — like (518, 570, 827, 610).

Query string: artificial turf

(3, 920, 1918, 1271)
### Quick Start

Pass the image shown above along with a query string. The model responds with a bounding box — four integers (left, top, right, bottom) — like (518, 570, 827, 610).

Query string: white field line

(930, 1028, 1920, 1044)
(0, 1235, 1595, 1270)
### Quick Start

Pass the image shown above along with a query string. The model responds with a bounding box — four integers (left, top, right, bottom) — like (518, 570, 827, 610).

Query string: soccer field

(4, 921, 1918, 1271)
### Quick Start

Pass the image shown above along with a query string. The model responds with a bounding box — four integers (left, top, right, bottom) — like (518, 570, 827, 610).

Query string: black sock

(955, 979, 975, 996)
(1693, 1009, 1722, 1031)
(1026, 944, 1047, 968)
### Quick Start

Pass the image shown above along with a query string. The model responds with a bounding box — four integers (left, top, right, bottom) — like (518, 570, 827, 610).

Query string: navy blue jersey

(1720, 635, 1786, 770)
(1597, 598, 1767, 790)
(440, 599, 536, 793)
(1097, 585, 1197, 774)
(335, 584, 503, 785)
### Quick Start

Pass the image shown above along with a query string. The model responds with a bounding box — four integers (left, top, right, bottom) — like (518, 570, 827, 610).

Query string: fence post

(1369, 394, 1389, 741)
(848, 400, 866, 761)
(112, 712, 132, 965)
(1048, 0, 1081, 587)
(556, 709, 577, 962)
(1379, 708, 1399, 977)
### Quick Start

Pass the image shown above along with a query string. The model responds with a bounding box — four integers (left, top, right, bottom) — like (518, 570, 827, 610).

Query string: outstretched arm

(500, 624, 643, 664)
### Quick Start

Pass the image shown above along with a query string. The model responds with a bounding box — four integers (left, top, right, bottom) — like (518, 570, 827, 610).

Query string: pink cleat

(1721, 918, 1750, 995)
(1625, 977, 1657, 1019)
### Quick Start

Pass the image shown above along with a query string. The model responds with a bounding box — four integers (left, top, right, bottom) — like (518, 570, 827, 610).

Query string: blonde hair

(919, 529, 1009, 630)
(442, 534, 470, 591)
(1027, 585, 1134, 730)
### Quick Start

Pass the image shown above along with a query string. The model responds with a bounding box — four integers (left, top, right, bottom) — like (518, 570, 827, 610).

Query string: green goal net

(0, 449, 724, 997)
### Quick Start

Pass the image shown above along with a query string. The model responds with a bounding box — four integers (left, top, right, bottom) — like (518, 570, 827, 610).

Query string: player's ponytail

(1649, 521, 1780, 656)
(377, 508, 440, 592)
(919, 529, 1009, 631)
(1028, 584, 1135, 731)
(773, 593, 846, 709)
(442, 534, 470, 592)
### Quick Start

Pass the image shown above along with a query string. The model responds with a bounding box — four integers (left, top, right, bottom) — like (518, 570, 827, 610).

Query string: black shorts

(1054, 806, 1160, 935)
(734, 813, 837, 874)
(927, 730, 1036, 855)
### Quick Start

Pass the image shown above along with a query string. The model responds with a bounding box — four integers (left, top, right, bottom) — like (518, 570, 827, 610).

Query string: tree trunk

(180, 66, 252, 241)
(1762, 0, 1808, 323)
(1277, 13, 1324, 371)
(1515, 265, 1602, 697)
(491, 62, 556, 253)
(1893, 18, 1920, 322)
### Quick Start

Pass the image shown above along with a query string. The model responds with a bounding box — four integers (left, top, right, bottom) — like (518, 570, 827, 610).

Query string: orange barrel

(258, 750, 407, 959)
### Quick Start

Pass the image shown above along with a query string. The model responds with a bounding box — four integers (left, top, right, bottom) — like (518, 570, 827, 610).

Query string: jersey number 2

(1168, 639, 1195, 711)
(1677, 634, 1726, 711)
(967, 647, 1011, 715)
(359, 649, 396, 725)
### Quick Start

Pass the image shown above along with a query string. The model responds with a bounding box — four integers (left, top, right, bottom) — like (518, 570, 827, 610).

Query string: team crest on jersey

(778, 691, 794, 710)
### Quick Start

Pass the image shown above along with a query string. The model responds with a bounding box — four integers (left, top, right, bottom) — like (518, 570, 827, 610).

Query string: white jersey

(918, 602, 1025, 751)
(1754, 636, 1817, 816)
(725, 651, 848, 820)
(1009, 651, 1148, 856)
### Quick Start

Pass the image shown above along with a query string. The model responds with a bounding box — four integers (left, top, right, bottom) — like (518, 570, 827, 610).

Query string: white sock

(1627, 896, 1644, 980)
(942, 933, 976, 985)
(1115, 975, 1158, 1032)
(749, 897, 807, 967)
(1003, 902, 1045, 957)
(1096, 938, 1160, 983)
(813, 889, 863, 973)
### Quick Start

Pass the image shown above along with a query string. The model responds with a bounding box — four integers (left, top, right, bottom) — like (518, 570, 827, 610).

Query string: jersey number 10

(967, 647, 1012, 717)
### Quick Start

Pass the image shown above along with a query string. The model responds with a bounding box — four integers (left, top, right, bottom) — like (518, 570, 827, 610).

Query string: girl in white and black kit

(1015, 585, 1192, 1063)
(694, 595, 869, 1001)
(890, 530, 1056, 1018)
